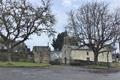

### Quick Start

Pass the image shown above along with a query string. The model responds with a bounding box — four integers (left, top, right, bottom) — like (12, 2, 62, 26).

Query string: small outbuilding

(33, 46, 50, 63)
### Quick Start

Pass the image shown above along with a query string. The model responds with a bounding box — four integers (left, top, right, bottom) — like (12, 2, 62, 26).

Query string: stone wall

(0, 52, 29, 61)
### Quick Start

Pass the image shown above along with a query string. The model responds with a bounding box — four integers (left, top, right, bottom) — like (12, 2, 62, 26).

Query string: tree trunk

(107, 52, 110, 68)
(8, 53, 12, 62)
(6, 45, 12, 62)
(94, 53, 99, 65)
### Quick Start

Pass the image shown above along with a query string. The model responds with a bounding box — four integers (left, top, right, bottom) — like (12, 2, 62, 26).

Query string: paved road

(0, 66, 120, 80)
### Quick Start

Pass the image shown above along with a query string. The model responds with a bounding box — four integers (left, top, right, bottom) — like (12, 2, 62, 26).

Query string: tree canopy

(0, 0, 55, 61)
(52, 31, 67, 51)
(66, 2, 120, 64)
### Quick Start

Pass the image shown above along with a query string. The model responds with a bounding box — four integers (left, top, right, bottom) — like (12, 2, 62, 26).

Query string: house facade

(61, 36, 113, 64)
(62, 45, 112, 64)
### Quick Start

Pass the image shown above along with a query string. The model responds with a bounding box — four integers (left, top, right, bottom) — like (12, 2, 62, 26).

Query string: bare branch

(66, 2, 120, 63)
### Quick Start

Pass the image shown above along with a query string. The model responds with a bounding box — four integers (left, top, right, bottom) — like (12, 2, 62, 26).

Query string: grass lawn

(0, 61, 50, 68)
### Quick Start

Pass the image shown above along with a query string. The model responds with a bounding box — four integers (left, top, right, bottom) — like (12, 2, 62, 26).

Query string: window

(87, 52, 89, 55)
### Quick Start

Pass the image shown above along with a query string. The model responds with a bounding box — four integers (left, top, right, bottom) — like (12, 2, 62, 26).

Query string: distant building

(111, 41, 120, 62)
(50, 51, 62, 61)
(0, 41, 28, 53)
(112, 53, 120, 62)
(33, 46, 50, 63)
(50, 51, 62, 64)
(13, 42, 28, 53)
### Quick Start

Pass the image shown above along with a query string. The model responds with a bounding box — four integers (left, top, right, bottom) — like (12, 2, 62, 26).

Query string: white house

(62, 45, 112, 64)
(61, 36, 113, 64)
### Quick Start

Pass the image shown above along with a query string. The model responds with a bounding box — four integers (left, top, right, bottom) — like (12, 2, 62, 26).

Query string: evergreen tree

(52, 31, 67, 51)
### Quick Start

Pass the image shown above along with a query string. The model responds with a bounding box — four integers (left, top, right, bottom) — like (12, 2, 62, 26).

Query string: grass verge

(0, 61, 50, 68)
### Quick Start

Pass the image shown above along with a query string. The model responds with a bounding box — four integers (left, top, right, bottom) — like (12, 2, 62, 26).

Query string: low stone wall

(0, 52, 33, 62)
(70, 60, 111, 66)
(70, 60, 93, 66)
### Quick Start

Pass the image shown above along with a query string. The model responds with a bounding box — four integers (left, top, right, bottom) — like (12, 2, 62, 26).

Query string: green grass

(0, 61, 50, 68)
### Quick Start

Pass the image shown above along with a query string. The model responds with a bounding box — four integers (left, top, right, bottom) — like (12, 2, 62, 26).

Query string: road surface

(0, 66, 120, 80)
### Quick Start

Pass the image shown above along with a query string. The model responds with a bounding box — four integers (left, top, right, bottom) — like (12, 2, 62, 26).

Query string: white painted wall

(71, 50, 112, 62)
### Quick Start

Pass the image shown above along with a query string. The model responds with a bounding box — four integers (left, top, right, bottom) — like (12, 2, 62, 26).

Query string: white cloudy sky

(25, 0, 120, 50)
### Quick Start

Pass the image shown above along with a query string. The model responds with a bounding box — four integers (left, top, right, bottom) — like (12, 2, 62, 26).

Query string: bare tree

(0, 0, 55, 61)
(66, 2, 120, 64)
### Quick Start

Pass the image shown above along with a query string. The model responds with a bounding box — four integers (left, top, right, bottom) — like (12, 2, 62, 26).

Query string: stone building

(33, 46, 50, 63)
(62, 36, 113, 64)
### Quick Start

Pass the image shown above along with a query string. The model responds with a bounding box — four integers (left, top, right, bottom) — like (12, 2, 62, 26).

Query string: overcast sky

(25, 0, 120, 51)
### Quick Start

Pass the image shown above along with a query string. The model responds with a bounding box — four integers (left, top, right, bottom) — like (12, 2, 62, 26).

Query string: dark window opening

(87, 57, 90, 61)
(87, 52, 89, 55)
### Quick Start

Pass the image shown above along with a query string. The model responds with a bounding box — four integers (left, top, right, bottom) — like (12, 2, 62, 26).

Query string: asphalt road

(0, 66, 120, 80)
